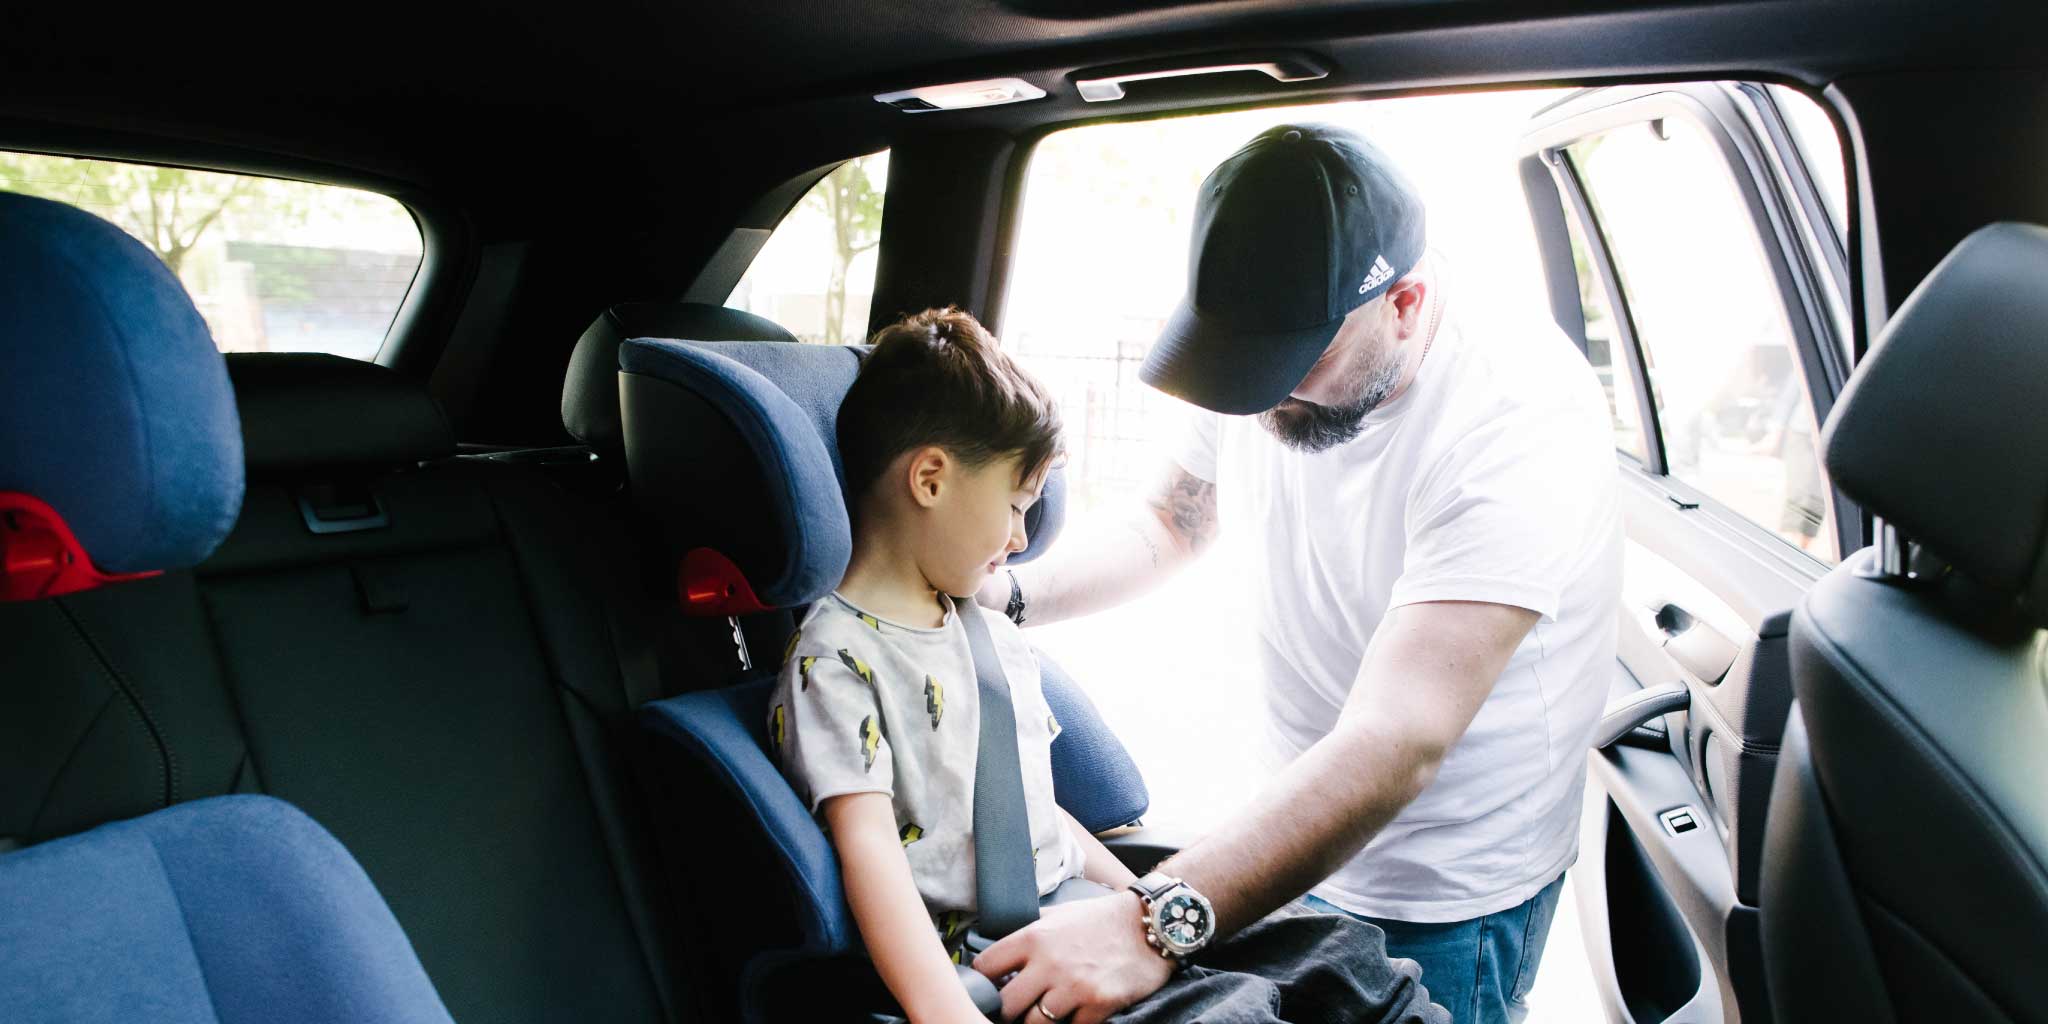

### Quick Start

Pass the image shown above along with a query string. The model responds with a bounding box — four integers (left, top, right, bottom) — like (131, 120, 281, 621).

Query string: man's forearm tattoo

(1148, 471, 1219, 553)
(1126, 520, 1163, 569)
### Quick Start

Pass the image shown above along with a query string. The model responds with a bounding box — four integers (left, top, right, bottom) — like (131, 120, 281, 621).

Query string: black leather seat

(1761, 223, 2048, 1023)
(564, 301, 800, 467)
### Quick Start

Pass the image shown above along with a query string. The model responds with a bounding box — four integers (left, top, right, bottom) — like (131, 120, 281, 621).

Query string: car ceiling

(0, 0, 2037, 232)
(3, 0, 2043, 444)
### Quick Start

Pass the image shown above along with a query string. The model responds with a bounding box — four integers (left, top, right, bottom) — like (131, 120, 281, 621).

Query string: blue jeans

(1304, 873, 1566, 1024)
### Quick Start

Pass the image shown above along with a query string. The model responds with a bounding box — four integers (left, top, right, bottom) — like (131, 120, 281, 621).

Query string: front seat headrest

(617, 337, 1067, 616)
(1823, 222, 2048, 623)
(227, 353, 455, 478)
(0, 192, 244, 598)
(562, 302, 797, 461)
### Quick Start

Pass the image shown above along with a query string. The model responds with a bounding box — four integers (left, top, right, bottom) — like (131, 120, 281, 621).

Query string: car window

(0, 151, 421, 361)
(726, 151, 889, 344)
(1568, 116, 1838, 563)
(1767, 84, 1848, 245)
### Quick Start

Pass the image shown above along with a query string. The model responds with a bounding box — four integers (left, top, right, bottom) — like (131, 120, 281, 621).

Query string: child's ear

(906, 446, 949, 508)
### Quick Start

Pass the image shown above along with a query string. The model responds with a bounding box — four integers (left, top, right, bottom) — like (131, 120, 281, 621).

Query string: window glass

(1569, 116, 1837, 562)
(1563, 208, 1650, 463)
(1003, 90, 1568, 827)
(0, 151, 422, 360)
(1767, 85, 1848, 242)
(727, 151, 889, 344)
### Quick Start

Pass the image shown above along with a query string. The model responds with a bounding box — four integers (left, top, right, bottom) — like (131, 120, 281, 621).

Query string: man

(971, 123, 1621, 1024)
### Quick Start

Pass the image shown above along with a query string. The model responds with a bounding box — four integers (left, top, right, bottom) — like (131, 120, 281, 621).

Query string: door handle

(1072, 51, 1330, 102)
(1594, 682, 1690, 749)
(1652, 603, 1739, 684)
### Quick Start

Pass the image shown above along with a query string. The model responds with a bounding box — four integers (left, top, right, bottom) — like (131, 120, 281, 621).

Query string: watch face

(1154, 890, 1214, 953)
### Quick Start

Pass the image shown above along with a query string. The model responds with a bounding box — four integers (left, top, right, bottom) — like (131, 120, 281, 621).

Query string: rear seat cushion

(227, 353, 454, 476)
(0, 795, 452, 1024)
(0, 192, 242, 574)
(563, 302, 797, 461)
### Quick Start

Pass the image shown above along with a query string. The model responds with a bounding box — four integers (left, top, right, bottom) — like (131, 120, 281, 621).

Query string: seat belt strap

(955, 595, 1041, 938)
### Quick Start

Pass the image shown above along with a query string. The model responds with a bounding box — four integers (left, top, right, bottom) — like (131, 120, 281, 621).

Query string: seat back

(191, 354, 680, 1024)
(616, 335, 1142, 1021)
(1764, 223, 2048, 1024)
(0, 796, 453, 1024)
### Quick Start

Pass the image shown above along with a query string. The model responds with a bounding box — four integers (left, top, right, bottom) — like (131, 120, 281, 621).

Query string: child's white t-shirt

(771, 591, 1084, 947)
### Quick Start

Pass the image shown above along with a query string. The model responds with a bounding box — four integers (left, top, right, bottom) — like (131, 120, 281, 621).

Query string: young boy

(771, 308, 1445, 1024)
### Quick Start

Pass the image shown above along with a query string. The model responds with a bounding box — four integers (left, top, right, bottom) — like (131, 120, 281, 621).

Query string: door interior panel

(1527, 82, 1850, 1024)
(1599, 796, 1709, 1023)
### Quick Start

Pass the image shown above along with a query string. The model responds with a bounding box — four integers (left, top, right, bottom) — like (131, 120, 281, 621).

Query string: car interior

(4, 2, 2047, 1022)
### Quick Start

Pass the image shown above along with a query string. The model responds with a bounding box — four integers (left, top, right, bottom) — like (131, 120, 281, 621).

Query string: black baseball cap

(1141, 123, 1427, 415)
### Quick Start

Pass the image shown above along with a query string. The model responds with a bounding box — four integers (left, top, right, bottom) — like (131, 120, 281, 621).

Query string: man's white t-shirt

(1175, 287, 1621, 923)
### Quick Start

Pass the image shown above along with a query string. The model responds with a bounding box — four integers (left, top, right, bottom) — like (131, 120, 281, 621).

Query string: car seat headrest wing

(0, 192, 244, 599)
(564, 302, 798, 462)
(618, 337, 1069, 617)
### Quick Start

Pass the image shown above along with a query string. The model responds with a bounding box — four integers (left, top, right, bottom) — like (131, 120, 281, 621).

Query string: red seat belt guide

(678, 546, 770, 617)
(0, 492, 160, 602)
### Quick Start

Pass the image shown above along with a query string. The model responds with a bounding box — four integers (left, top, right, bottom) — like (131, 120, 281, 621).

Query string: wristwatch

(1004, 568, 1027, 625)
(1128, 871, 1215, 962)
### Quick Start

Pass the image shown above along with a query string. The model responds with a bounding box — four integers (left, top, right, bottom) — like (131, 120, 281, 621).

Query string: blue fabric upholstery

(618, 337, 1067, 612)
(1019, 469, 1064, 567)
(639, 679, 857, 961)
(620, 338, 855, 609)
(672, 339, 864, 485)
(637, 659, 1147, 1018)
(709, 339, 1068, 564)
(0, 796, 451, 1024)
(0, 192, 244, 574)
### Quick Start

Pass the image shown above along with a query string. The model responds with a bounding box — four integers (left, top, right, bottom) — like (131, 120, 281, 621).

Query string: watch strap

(1129, 871, 1179, 902)
(1004, 569, 1026, 625)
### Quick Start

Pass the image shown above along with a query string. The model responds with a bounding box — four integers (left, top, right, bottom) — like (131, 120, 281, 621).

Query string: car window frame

(1522, 83, 1863, 568)
(0, 142, 453, 371)
(717, 151, 891, 345)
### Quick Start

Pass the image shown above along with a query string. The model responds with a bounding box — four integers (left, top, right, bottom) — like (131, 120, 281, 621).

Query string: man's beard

(1259, 337, 1403, 453)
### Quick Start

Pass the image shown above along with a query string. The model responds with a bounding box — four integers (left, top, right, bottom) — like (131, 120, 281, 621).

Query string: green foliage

(803, 155, 888, 345)
(807, 157, 885, 259)
(244, 244, 340, 302)
(0, 152, 316, 274)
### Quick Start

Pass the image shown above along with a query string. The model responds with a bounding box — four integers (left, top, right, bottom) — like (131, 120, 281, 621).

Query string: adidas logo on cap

(1358, 255, 1395, 294)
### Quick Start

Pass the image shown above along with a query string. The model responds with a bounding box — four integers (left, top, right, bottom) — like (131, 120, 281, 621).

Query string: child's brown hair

(837, 307, 1062, 505)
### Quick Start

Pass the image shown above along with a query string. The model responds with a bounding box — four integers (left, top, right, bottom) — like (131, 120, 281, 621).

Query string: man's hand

(972, 892, 1174, 1024)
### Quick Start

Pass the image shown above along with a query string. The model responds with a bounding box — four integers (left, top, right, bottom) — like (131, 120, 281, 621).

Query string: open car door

(1518, 82, 1859, 1024)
